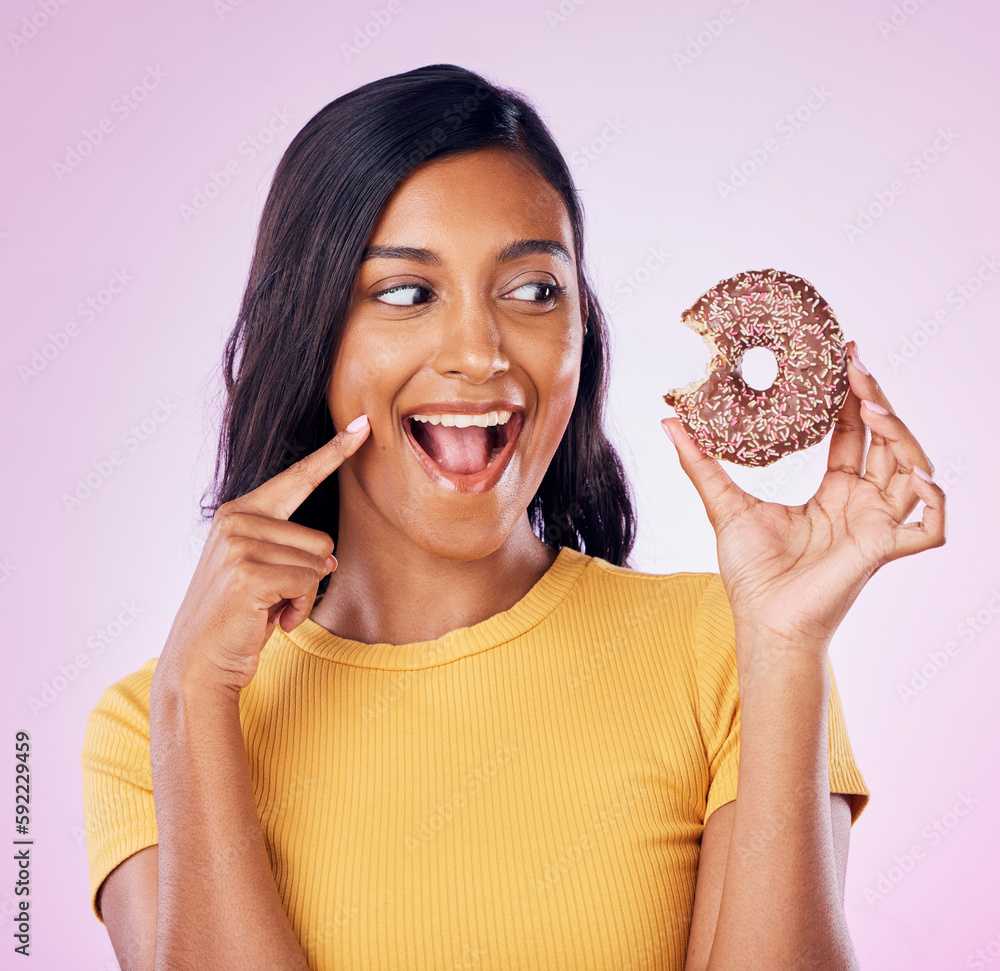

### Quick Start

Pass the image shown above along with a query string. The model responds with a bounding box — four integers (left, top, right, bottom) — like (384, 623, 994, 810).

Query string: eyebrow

(360, 238, 573, 267)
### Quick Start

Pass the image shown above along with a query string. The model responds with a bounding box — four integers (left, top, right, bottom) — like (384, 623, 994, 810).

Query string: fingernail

(346, 414, 369, 433)
(325, 555, 338, 573)
(661, 418, 680, 448)
(848, 344, 869, 375)
(861, 398, 888, 415)
(912, 466, 934, 483)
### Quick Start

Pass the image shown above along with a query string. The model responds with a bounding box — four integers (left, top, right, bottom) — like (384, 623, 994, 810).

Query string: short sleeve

(692, 574, 871, 826)
(81, 658, 160, 922)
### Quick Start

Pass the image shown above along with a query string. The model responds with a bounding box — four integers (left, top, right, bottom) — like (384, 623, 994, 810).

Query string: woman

(82, 63, 944, 970)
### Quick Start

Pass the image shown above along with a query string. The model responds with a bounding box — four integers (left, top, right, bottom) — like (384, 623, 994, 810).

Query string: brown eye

(375, 284, 432, 306)
(507, 282, 566, 303)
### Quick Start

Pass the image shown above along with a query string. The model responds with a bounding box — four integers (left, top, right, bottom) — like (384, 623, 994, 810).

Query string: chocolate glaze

(663, 269, 849, 468)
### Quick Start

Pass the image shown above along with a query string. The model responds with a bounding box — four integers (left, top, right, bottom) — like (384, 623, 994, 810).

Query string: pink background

(2, 1, 997, 967)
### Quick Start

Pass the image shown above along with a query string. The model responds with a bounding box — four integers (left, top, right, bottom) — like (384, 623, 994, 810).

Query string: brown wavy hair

(201, 63, 637, 578)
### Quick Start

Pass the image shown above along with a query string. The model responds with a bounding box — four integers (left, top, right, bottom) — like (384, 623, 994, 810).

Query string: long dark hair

(201, 63, 637, 571)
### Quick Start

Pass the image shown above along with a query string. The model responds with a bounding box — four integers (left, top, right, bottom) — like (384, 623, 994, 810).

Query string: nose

(433, 294, 510, 382)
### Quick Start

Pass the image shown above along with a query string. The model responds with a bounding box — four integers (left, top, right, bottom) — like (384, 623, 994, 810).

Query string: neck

(308, 496, 559, 647)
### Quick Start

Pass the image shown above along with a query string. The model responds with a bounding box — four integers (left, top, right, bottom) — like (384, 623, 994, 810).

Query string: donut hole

(738, 346, 779, 391)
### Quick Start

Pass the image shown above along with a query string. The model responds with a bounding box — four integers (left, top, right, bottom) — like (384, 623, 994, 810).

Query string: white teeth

(410, 410, 513, 427)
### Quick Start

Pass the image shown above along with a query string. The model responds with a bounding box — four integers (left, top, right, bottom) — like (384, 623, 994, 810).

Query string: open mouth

(402, 411, 525, 490)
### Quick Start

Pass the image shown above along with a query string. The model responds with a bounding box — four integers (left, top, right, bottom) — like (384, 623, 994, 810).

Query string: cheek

(371, 327, 423, 371)
(328, 329, 408, 416)
(518, 339, 581, 472)
(537, 338, 582, 428)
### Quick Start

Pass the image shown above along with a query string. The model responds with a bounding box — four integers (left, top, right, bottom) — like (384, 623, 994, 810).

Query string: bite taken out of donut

(662, 268, 850, 468)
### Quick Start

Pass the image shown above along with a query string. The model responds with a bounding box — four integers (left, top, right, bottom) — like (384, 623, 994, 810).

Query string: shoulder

(81, 660, 161, 924)
(575, 553, 728, 630)
(574, 549, 719, 593)
(82, 663, 158, 775)
(566, 552, 733, 660)
(87, 658, 159, 720)
(82, 659, 160, 764)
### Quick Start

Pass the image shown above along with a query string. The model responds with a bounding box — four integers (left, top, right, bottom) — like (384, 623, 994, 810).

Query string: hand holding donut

(662, 343, 946, 659)
(154, 415, 371, 692)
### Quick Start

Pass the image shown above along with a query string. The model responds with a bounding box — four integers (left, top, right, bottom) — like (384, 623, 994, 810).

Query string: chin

(423, 530, 509, 563)
(402, 514, 520, 564)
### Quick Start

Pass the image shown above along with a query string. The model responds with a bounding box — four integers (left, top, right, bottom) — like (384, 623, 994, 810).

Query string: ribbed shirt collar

(281, 545, 592, 670)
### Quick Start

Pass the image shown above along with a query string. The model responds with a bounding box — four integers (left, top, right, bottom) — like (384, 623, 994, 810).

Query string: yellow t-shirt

(82, 545, 869, 969)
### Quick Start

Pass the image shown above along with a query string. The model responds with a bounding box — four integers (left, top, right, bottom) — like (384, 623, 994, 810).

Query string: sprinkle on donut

(663, 269, 850, 468)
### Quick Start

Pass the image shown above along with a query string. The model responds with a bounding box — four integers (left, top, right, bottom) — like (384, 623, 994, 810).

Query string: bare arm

(685, 792, 853, 971)
(96, 416, 372, 969)
(99, 846, 158, 971)
(662, 341, 944, 969)
(696, 650, 858, 970)
(148, 663, 310, 971)
(96, 670, 311, 971)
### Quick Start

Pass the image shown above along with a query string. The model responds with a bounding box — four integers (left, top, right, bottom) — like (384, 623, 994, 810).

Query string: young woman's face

(327, 147, 586, 559)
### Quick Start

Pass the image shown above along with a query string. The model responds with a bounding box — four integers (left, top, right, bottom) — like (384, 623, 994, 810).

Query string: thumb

(661, 417, 749, 530)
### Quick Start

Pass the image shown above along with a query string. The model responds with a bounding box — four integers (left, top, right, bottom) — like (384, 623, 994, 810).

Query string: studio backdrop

(1, 1, 996, 968)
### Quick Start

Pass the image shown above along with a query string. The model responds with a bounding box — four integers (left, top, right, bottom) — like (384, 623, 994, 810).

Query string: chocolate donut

(662, 269, 849, 468)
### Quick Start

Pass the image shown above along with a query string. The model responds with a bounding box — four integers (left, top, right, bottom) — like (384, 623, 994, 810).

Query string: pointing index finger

(239, 414, 370, 521)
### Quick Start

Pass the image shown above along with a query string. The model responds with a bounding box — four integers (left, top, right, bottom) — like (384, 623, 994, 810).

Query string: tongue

(418, 423, 491, 475)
